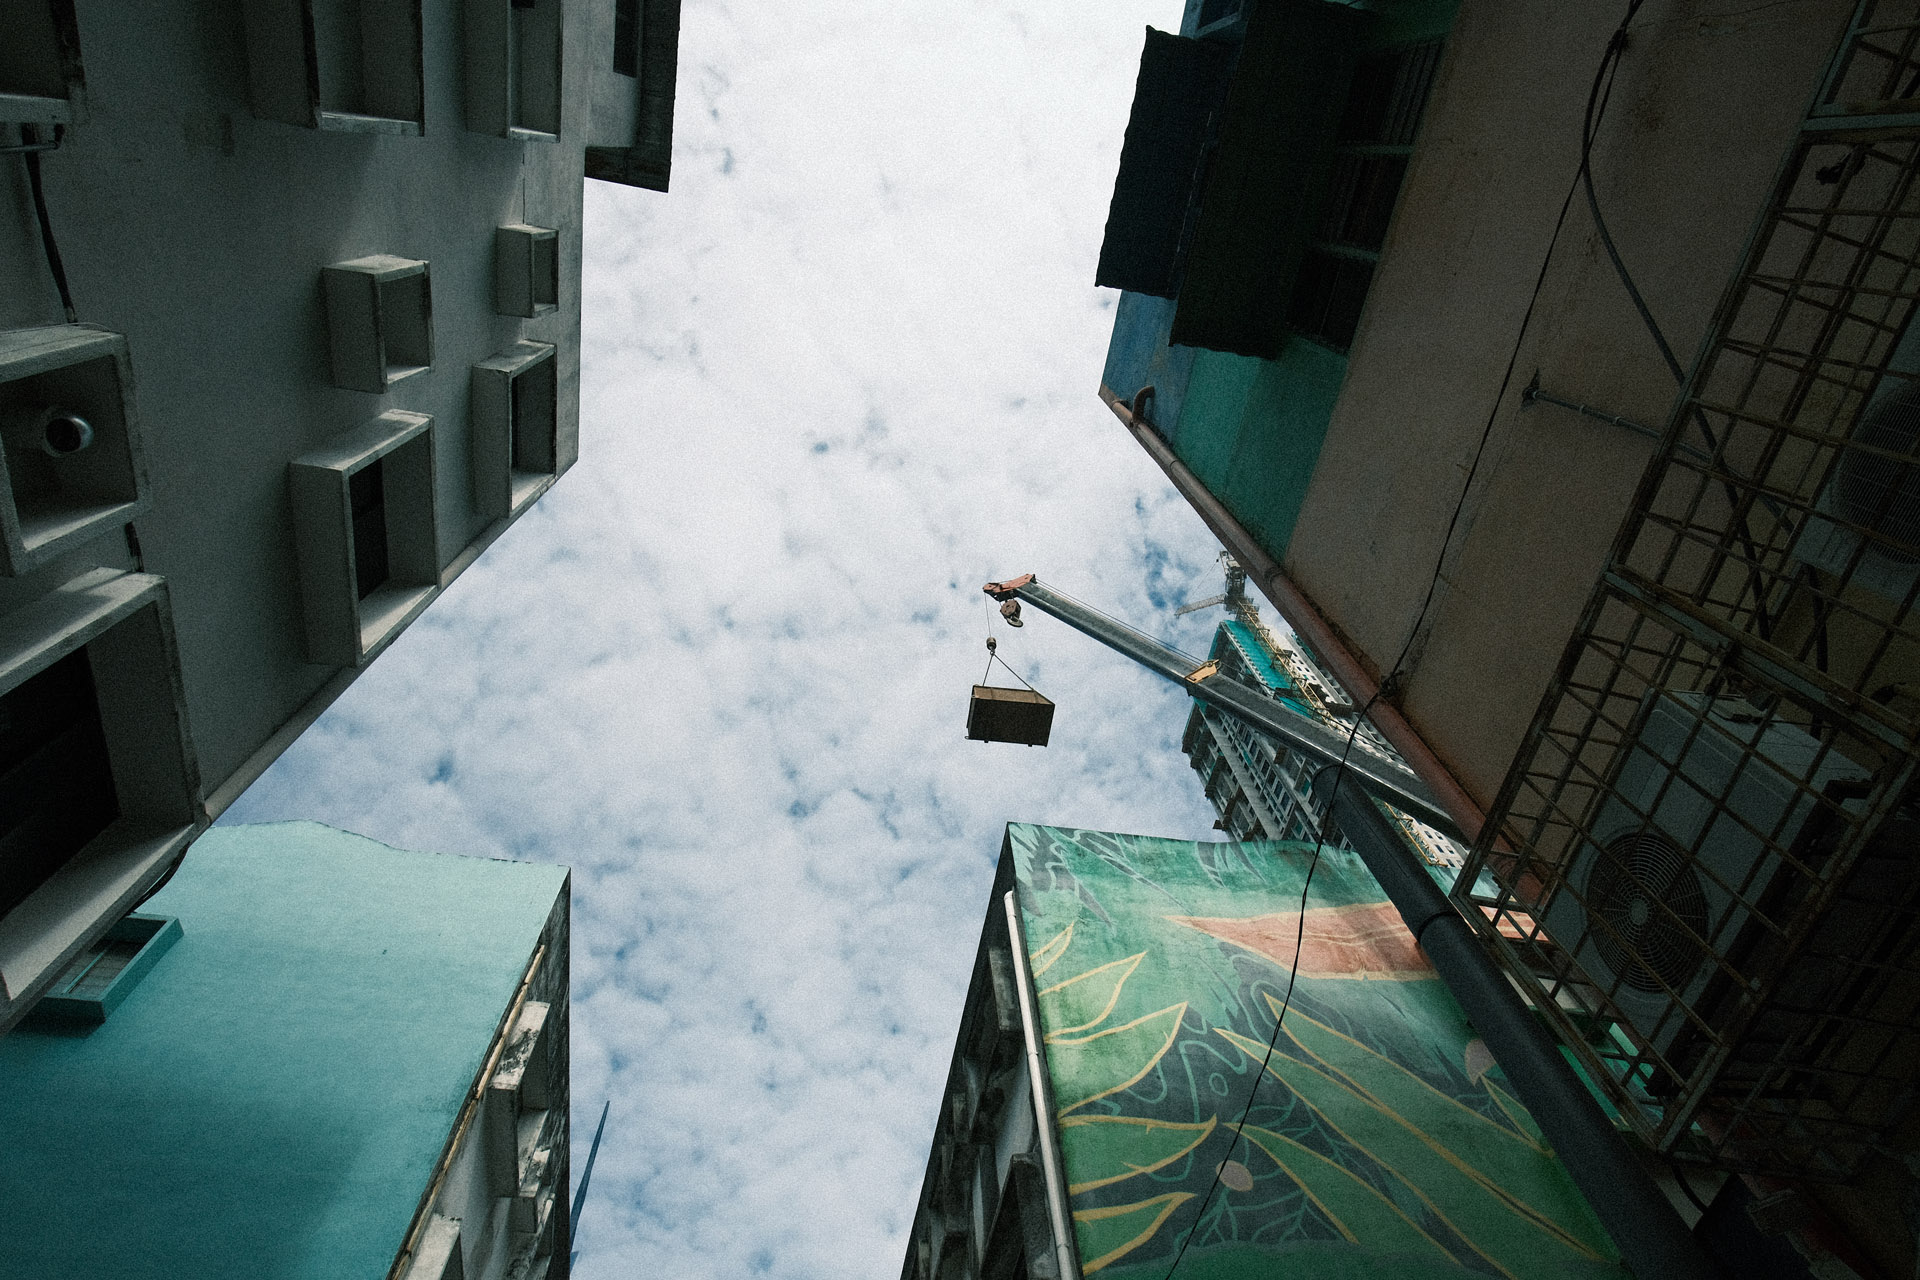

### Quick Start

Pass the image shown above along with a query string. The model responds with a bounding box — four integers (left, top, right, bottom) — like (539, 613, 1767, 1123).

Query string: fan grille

(1586, 831, 1712, 996)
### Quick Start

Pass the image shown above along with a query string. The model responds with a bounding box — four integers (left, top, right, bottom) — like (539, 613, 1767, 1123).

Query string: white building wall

(0, 0, 667, 1030)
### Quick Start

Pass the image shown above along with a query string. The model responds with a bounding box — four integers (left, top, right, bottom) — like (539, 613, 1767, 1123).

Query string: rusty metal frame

(1456, 1, 1920, 1180)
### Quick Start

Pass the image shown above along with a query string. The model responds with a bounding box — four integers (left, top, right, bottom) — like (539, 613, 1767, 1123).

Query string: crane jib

(982, 575, 1461, 841)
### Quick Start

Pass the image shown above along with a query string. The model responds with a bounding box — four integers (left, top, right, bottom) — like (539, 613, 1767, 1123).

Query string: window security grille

(1289, 39, 1442, 352)
(1457, 3, 1920, 1179)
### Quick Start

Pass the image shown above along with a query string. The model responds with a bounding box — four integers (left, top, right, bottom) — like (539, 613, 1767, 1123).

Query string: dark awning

(1094, 29, 1237, 298)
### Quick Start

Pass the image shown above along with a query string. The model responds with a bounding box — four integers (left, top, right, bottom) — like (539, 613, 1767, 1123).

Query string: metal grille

(1456, 2, 1920, 1180)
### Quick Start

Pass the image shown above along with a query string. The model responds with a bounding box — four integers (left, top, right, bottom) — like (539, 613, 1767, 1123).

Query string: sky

(221, 2, 1244, 1275)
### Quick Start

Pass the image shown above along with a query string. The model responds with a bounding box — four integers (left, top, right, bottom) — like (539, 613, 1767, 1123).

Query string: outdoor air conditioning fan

(1795, 320, 1920, 600)
(1543, 693, 1869, 1065)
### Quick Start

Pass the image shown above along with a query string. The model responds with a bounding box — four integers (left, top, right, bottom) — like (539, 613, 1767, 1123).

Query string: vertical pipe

(1314, 766, 1722, 1280)
(1003, 889, 1083, 1280)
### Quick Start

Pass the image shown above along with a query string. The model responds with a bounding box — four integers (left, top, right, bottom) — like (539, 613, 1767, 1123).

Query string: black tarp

(1094, 29, 1236, 299)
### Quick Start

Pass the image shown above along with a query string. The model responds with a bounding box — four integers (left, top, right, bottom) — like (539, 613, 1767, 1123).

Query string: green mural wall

(1008, 824, 1628, 1280)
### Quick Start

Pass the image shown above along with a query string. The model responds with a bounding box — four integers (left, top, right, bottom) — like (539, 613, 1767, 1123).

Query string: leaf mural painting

(1217, 1027, 1608, 1279)
(1047, 1003, 1187, 1113)
(1238, 1125, 1457, 1267)
(1275, 1004, 1610, 1256)
(1073, 1192, 1194, 1273)
(1040, 952, 1146, 1035)
(1001, 825, 1629, 1280)
(1061, 1115, 1218, 1194)
(1171, 903, 1435, 979)
(1030, 923, 1075, 979)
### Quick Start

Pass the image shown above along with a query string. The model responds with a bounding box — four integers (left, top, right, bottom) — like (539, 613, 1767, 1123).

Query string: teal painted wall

(1172, 341, 1348, 555)
(0, 822, 566, 1280)
(1102, 0, 1460, 564)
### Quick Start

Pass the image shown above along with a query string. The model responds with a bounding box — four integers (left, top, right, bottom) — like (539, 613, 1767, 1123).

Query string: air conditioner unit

(1795, 322, 1920, 600)
(1543, 693, 1869, 1065)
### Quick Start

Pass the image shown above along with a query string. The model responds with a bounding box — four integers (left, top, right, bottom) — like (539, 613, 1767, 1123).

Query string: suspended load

(967, 684, 1054, 746)
(966, 628, 1053, 747)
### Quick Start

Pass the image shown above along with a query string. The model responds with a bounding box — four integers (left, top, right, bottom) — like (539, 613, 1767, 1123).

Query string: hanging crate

(967, 685, 1054, 746)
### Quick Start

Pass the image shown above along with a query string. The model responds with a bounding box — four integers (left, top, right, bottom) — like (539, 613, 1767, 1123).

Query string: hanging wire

(19, 124, 77, 324)
(984, 645, 1040, 692)
(1155, 700, 1372, 1280)
(1159, 9, 1649, 1273)
(981, 590, 1041, 690)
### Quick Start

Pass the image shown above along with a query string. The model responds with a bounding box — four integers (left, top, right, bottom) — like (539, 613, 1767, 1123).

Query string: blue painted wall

(1097, 0, 1459, 562)
(0, 822, 566, 1280)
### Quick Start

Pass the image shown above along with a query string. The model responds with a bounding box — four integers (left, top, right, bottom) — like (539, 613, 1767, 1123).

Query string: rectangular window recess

(289, 411, 439, 668)
(322, 257, 434, 393)
(0, 646, 119, 923)
(471, 341, 558, 520)
(25, 913, 180, 1026)
(494, 224, 559, 318)
(463, 0, 563, 140)
(0, 325, 150, 577)
(0, 568, 201, 1034)
(241, 0, 424, 133)
(613, 0, 640, 77)
(483, 999, 553, 1197)
(0, 2, 86, 125)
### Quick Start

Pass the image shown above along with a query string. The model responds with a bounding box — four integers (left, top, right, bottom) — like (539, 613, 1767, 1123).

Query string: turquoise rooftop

(0, 821, 567, 1280)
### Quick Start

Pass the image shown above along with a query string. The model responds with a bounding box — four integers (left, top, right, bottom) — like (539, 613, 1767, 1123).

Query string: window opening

(376, 272, 432, 380)
(0, 648, 118, 921)
(1, 3, 69, 102)
(350, 460, 389, 601)
(1289, 39, 1442, 351)
(310, 0, 423, 125)
(510, 354, 558, 475)
(613, 0, 640, 77)
(512, 0, 562, 134)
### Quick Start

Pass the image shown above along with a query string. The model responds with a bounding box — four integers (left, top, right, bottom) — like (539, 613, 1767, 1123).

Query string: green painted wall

(1127, 0, 1460, 563)
(1172, 341, 1348, 555)
(0, 822, 566, 1280)
(1008, 824, 1625, 1279)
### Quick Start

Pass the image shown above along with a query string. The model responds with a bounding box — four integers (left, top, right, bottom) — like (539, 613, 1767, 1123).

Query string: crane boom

(983, 575, 1462, 841)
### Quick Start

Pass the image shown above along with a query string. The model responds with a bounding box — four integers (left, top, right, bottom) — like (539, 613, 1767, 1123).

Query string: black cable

(1161, 13, 1633, 1278)
(132, 847, 189, 908)
(1579, 3, 1671, 376)
(1576, 3, 1778, 641)
(21, 124, 77, 324)
(1156, 699, 1372, 1280)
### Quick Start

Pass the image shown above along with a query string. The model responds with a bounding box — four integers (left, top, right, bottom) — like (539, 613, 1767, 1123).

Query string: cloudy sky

(223, 2, 1241, 1275)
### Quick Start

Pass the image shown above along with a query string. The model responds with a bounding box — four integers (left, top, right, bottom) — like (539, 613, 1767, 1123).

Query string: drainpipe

(1003, 890, 1083, 1280)
(1313, 765, 1723, 1280)
(1099, 383, 1489, 845)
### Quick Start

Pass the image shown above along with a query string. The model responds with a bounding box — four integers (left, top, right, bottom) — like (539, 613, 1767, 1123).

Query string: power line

(1158, 11, 1634, 1274)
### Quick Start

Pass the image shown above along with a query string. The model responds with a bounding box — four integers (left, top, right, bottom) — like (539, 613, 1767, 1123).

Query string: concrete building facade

(0, 821, 570, 1280)
(0, 0, 679, 1034)
(903, 824, 1627, 1280)
(1095, 0, 1920, 1271)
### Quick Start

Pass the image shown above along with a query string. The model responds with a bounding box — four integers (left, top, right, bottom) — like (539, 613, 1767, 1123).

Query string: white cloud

(222, 1, 1246, 1275)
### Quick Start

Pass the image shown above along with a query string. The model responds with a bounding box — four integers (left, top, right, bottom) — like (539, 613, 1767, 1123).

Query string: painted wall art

(1007, 823, 1629, 1280)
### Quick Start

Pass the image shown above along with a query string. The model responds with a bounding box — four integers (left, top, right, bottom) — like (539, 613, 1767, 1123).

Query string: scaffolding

(1457, 2, 1920, 1180)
